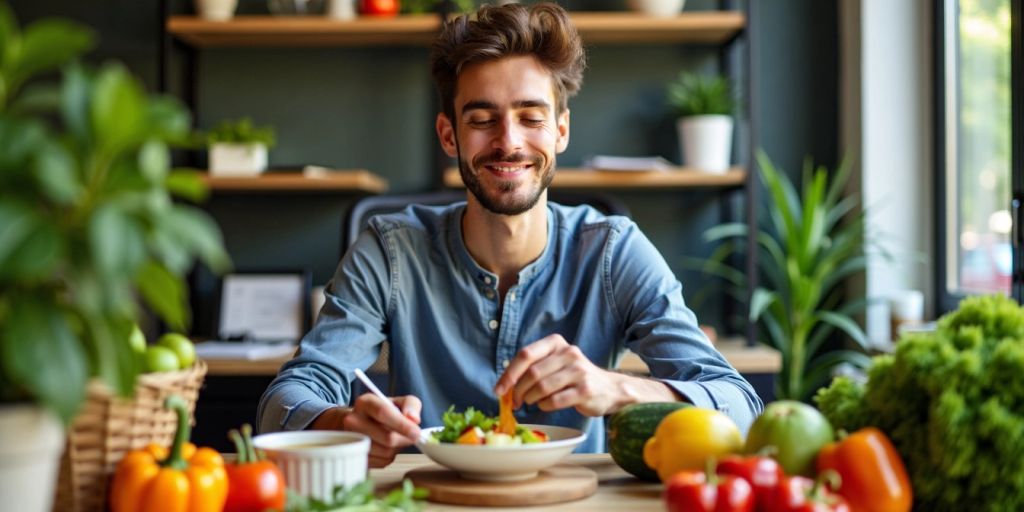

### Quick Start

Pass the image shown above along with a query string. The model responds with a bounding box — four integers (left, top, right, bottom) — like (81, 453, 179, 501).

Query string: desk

(372, 454, 663, 511)
(203, 339, 780, 377)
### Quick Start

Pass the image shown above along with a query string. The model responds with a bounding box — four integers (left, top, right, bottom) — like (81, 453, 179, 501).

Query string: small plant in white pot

(627, 0, 685, 18)
(0, 4, 229, 509)
(206, 117, 276, 177)
(667, 72, 735, 174)
(195, 0, 238, 21)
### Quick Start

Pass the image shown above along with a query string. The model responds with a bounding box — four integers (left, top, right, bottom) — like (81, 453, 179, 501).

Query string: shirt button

(502, 359, 510, 368)
(484, 276, 493, 284)
(488, 319, 499, 330)
(485, 289, 495, 299)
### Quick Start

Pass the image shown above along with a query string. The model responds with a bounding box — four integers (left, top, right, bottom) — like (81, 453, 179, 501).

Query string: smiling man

(258, 2, 762, 468)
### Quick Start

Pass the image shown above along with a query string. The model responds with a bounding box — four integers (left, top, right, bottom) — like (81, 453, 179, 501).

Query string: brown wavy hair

(430, 2, 586, 121)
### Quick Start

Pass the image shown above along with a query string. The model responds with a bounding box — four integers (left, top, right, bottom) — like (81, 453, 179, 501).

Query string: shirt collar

(447, 202, 557, 287)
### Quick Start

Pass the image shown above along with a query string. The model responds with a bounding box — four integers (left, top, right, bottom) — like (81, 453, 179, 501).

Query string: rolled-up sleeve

(606, 222, 763, 433)
(257, 227, 392, 433)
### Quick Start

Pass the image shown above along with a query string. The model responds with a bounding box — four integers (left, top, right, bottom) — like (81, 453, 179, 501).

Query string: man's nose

(493, 117, 525, 152)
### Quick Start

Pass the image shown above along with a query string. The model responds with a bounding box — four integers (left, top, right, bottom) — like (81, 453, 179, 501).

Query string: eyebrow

(460, 99, 552, 114)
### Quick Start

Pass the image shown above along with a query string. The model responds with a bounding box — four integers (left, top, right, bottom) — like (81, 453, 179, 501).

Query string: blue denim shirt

(258, 202, 762, 452)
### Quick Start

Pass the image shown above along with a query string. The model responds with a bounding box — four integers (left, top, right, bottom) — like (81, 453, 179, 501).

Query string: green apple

(744, 400, 835, 476)
(144, 345, 181, 373)
(157, 332, 196, 369)
(128, 324, 147, 354)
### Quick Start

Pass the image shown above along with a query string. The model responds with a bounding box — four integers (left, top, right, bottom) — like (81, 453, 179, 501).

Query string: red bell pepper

(664, 460, 754, 512)
(816, 427, 912, 512)
(766, 472, 850, 512)
(717, 454, 784, 512)
(225, 424, 286, 512)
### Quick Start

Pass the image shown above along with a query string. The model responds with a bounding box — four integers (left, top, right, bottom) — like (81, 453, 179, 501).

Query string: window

(938, 0, 1015, 310)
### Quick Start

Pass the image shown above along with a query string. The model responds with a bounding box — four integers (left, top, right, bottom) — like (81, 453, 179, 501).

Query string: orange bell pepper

(110, 395, 228, 512)
(498, 388, 518, 435)
(816, 427, 912, 512)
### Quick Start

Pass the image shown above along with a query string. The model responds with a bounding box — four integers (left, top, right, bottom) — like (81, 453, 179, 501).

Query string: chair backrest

(341, 189, 630, 251)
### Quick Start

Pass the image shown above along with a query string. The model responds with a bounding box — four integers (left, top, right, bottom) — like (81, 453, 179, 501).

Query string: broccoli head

(815, 294, 1024, 511)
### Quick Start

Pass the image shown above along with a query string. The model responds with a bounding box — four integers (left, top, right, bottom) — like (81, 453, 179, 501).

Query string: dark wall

(12, 0, 838, 337)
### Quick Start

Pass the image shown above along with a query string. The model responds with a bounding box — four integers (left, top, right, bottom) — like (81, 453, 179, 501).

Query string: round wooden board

(405, 464, 598, 507)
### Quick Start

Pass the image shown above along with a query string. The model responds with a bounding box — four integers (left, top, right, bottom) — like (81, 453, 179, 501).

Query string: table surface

(370, 453, 664, 511)
(204, 338, 779, 376)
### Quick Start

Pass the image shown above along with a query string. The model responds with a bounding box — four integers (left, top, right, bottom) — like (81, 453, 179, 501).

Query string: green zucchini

(607, 401, 692, 481)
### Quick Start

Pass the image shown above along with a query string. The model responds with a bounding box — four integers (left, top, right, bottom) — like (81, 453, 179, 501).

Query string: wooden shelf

(443, 167, 746, 189)
(201, 170, 388, 193)
(573, 11, 744, 44)
(166, 12, 744, 47)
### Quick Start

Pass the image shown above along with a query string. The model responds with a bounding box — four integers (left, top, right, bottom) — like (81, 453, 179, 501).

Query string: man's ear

(436, 113, 458, 158)
(555, 109, 570, 154)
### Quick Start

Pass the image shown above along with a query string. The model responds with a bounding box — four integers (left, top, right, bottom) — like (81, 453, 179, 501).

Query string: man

(258, 2, 762, 468)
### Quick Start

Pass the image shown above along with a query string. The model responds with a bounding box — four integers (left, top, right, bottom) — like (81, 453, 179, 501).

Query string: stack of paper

(195, 340, 297, 361)
(583, 155, 675, 172)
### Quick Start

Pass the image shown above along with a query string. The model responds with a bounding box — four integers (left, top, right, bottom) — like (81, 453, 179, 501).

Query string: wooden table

(371, 454, 664, 511)
(204, 338, 779, 377)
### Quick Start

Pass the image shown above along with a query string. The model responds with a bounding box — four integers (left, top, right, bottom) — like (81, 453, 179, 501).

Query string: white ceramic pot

(253, 430, 370, 501)
(627, 0, 686, 18)
(678, 114, 733, 174)
(327, 0, 357, 20)
(209, 143, 269, 176)
(0, 405, 65, 512)
(195, 0, 238, 21)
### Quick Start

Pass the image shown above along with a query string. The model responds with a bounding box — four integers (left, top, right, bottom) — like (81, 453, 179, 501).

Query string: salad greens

(283, 479, 427, 512)
(432, 406, 496, 443)
(430, 405, 545, 444)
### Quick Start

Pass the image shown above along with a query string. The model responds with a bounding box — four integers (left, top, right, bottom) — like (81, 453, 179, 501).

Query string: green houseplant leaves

(695, 151, 873, 401)
(666, 72, 734, 118)
(0, 3, 230, 424)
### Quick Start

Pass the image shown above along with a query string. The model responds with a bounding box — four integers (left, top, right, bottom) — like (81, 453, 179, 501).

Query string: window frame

(934, 0, 1022, 312)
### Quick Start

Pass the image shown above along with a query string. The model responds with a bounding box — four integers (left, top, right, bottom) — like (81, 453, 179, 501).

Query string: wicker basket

(53, 360, 207, 512)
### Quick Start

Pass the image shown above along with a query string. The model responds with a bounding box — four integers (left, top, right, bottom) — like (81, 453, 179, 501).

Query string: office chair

(338, 188, 631, 391)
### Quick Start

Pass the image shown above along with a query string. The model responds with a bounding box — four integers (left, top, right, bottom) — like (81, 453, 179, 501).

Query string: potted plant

(694, 151, 874, 401)
(627, 0, 685, 18)
(666, 72, 735, 174)
(206, 117, 276, 177)
(195, 0, 238, 21)
(0, 5, 229, 509)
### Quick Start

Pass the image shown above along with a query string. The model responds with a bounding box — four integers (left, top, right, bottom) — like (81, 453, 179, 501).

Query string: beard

(458, 147, 555, 216)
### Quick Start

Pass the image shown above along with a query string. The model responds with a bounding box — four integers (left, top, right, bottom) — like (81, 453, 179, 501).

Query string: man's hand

(311, 393, 422, 468)
(494, 334, 679, 417)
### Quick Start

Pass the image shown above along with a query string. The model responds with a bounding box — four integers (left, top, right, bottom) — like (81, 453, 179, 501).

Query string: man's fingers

(521, 365, 577, 407)
(353, 394, 421, 441)
(538, 386, 582, 412)
(393, 395, 423, 424)
(495, 334, 566, 395)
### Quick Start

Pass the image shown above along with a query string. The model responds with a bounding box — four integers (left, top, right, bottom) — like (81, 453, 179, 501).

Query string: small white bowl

(416, 424, 586, 482)
(253, 430, 370, 501)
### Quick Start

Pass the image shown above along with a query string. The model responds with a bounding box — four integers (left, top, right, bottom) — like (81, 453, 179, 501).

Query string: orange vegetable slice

(499, 388, 518, 435)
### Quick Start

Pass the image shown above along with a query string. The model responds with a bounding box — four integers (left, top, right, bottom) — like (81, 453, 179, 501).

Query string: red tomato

(361, 0, 399, 16)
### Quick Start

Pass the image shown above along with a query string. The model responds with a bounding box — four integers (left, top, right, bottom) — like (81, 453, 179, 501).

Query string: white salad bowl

(416, 424, 586, 482)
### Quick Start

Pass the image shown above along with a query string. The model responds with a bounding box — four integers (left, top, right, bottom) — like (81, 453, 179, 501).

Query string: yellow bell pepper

(110, 395, 228, 512)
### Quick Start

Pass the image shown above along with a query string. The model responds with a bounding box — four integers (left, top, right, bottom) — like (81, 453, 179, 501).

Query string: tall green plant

(0, 4, 230, 423)
(698, 151, 873, 401)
